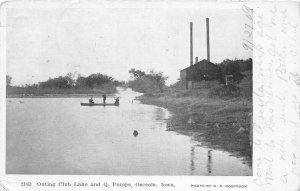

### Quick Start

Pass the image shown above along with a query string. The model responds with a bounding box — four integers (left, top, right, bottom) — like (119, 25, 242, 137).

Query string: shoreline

(6, 93, 115, 98)
(6, 86, 125, 98)
(137, 92, 252, 166)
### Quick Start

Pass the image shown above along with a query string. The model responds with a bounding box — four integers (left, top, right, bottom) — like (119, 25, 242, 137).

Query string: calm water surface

(6, 88, 251, 175)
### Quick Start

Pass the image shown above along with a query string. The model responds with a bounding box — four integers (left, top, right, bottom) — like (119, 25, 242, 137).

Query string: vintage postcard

(0, 1, 299, 191)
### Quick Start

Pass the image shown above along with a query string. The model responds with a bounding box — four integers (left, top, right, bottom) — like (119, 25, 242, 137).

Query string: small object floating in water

(133, 130, 138, 137)
(19, 101, 25, 103)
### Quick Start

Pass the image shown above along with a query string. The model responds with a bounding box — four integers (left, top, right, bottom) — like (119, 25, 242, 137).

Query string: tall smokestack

(190, 22, 193, 66)
(206, 18, 210, 62)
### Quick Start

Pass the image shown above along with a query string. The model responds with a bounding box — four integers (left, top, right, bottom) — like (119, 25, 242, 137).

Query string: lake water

(6, 88, 251, 175)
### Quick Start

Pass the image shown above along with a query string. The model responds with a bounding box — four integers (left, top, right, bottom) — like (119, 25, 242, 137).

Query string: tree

(147, 70, 168, 93)
(75, 74, 87, 87)
(65, 72, 77, 87)
(6, 75, 12, 87)
(225, 62, 245, 83)
(129, 68, 146, 79)
(39, 76, 72, 89)
(85, 73, 114, 88)
(218, 59, 249, 84)
(127, 69, 168, 93)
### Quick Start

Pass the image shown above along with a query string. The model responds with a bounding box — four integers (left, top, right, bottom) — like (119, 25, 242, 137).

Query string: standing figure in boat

(89, 97, 94, 104)
(102, 94, 107, 104)
(114, 97, 120, 105)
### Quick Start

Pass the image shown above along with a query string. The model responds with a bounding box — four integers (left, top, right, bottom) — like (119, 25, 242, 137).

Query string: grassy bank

(137, 84, 252, 164)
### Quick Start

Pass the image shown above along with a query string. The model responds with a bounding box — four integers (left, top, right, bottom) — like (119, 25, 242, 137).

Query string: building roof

(180, 59, 219, 72)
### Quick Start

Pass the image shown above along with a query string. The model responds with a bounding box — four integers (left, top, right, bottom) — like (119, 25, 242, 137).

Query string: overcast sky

(6, 7, 252, 85)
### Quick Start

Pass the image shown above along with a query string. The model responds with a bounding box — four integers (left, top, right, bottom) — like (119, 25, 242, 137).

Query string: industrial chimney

(206, 18, 210, 62)
(190, 22, 193, 66)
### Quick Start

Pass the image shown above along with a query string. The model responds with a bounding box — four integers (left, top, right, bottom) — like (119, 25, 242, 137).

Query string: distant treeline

(6, 73, 125, 95)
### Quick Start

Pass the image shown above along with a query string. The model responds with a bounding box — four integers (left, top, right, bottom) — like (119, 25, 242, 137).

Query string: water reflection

(189, 146, 213, 175)
(207, 149, 212, 175)
(154, 107, 167, 121)
(190, 146, 195, 175)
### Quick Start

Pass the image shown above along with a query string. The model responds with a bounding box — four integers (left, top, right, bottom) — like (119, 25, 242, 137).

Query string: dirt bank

(137, 88, 252, 165)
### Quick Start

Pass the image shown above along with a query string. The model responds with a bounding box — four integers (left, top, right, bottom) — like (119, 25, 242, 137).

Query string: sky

(6, 7, 252, 86)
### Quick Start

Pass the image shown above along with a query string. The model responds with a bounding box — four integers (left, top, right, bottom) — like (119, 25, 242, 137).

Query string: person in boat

(114, 97, 120, 105)
(102, 94, 106, 104)
(89, 97, 94, 104)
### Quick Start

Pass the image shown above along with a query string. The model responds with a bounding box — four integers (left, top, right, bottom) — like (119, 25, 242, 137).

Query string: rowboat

(80, 103, 119, 106)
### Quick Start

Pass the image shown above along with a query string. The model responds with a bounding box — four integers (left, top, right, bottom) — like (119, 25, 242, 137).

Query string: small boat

(80, 103, 119, 106)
